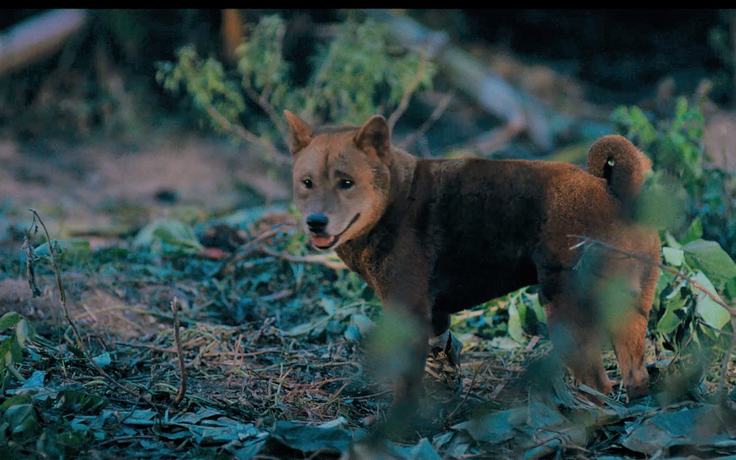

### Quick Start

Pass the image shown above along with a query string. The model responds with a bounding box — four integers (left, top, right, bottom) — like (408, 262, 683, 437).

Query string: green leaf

(15, 319, 32, 347)
(656, 289, 687, 335)
(683, 239, 736, 284)
(9, 336, 22, 363)
(133, 219, 204, 254)
(350, 313, 374, 335)
(681, 218, 703, 244)
(92, 352, 112, 368)
(0, 312, 21, 331)
(0, 394, 32, 411)
(662, 247, 685, 267)
(691, 271, 730, 330)
(31, 239, 91, 260)
(507, 301, 525, 344)
(3, 403, 39, 438)
(55, 390, 109, 414)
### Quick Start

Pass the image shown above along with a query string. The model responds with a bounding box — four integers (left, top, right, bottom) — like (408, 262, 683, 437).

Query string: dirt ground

(1, 116, 735, 459)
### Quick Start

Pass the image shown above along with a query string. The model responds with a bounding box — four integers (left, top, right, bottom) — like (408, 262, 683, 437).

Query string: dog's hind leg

(540, 270, 614, 397)
(609, 264, 658, 400)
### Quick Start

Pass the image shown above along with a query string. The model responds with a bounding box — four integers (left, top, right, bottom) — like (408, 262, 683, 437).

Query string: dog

(284, 110, 660, 415)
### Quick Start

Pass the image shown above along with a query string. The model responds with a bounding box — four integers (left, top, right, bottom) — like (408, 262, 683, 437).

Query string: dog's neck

(386, 146, 419, 206)
(335, 146, 418, 281)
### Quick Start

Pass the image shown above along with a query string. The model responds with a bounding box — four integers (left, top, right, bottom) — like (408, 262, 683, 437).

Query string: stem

(28, 209, 139, 398)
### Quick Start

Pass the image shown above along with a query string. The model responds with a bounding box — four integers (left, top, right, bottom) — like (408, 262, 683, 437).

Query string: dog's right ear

(355, 115, 390, 163)
(284, 110, 313, 156)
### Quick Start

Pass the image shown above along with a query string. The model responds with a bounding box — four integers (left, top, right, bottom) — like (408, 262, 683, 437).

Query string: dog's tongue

(311, 235, 335, 248)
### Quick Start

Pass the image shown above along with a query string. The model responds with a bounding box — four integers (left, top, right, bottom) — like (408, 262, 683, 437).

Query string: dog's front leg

(376, 292, 432, 435)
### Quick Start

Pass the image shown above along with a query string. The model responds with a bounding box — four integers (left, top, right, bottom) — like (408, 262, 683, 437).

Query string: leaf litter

(0, 198, 735, 458)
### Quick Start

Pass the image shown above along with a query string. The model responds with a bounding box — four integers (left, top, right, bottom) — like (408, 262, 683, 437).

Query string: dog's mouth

(310, 213, 360, 250)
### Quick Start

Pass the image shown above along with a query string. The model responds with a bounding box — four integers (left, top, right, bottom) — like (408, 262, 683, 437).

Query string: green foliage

(157, 15, 436, 148)
(0, 389, 104, 460)
(156, 46, 246, 134)
(452, 287, 546, 348)
(132, 219, 205, 255)
(613, 100, 736, 386)
(652, 234, 734, 351)
(0, 312, 35, 388)
(612, 98, 736, 254)
(297, 17, 435, 125)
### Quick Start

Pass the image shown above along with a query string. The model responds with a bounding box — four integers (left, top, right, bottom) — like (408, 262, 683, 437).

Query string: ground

(0, 120, 735, 459)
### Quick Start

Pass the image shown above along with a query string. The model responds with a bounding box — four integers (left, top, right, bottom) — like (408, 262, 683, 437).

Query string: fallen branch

(0, 10, 88, 78)
(26, 209, 139, 398)
(363, 9, 554, 152)
(171, 298, 188, 406)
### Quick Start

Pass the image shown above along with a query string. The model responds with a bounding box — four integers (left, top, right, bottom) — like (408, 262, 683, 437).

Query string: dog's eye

(302, 179, 313, 189)
(338, 179, 354, 190)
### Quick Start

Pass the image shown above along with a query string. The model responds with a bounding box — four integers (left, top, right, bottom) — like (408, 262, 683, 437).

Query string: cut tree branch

(0, 10, 88, 78)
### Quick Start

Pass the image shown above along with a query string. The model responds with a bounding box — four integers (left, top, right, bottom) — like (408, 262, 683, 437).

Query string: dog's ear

(284, 110, 313, 155)
(355, 115, 390, 162)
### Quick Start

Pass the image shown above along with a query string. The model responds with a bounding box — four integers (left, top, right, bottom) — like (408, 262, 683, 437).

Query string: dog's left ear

(284, 110, 313, 156)
(355, 115, 390, 162)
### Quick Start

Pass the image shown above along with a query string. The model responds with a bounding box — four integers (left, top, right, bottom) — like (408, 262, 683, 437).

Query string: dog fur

(285, 111, 661, 412)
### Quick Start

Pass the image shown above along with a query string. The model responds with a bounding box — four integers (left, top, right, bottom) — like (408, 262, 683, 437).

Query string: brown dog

(284, 110, 660, 412)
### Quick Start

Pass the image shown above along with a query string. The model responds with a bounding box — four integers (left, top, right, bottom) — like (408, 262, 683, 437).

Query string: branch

(387, 51, 428, 131)
(204, 104, 291, 164)
(215, 224, 294, 278)
(398, 91, 454, 152)
(171, 298, 188, 406)
(260, 246, 348, 270)
(569, 235, 736, 317)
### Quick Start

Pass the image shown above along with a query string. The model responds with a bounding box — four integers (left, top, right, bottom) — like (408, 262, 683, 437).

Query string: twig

(398, 91, 454, 152)
(244, 85, 290, 148)
(569, 235, 736, 317)
(387, 51, 428, 131)
(21, 224, 42, 297)
(204, 104, 292, 164)
(116, 342, 178, 354)
(216, 224, 292, 278)
(448, 358, 492, 419)
(260, 246, 348, 270)
(75, 305, 200, 326)
(27, 209, 139, 398)
(171, 298, 188, 406)
(240, 21, 289, 145)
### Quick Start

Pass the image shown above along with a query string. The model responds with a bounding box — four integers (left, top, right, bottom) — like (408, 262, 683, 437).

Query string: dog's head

(284, 111, 392, 250)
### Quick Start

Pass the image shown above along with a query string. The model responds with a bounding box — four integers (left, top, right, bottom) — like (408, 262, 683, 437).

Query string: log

(361, 10, 555, 152)
(0, 9, 88, 78)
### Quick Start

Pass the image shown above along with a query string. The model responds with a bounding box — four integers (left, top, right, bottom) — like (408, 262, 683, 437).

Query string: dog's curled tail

(587, 135, 652, 205)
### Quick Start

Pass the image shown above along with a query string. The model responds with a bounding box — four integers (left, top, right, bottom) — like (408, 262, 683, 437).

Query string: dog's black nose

(306, 214, 329, 233)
